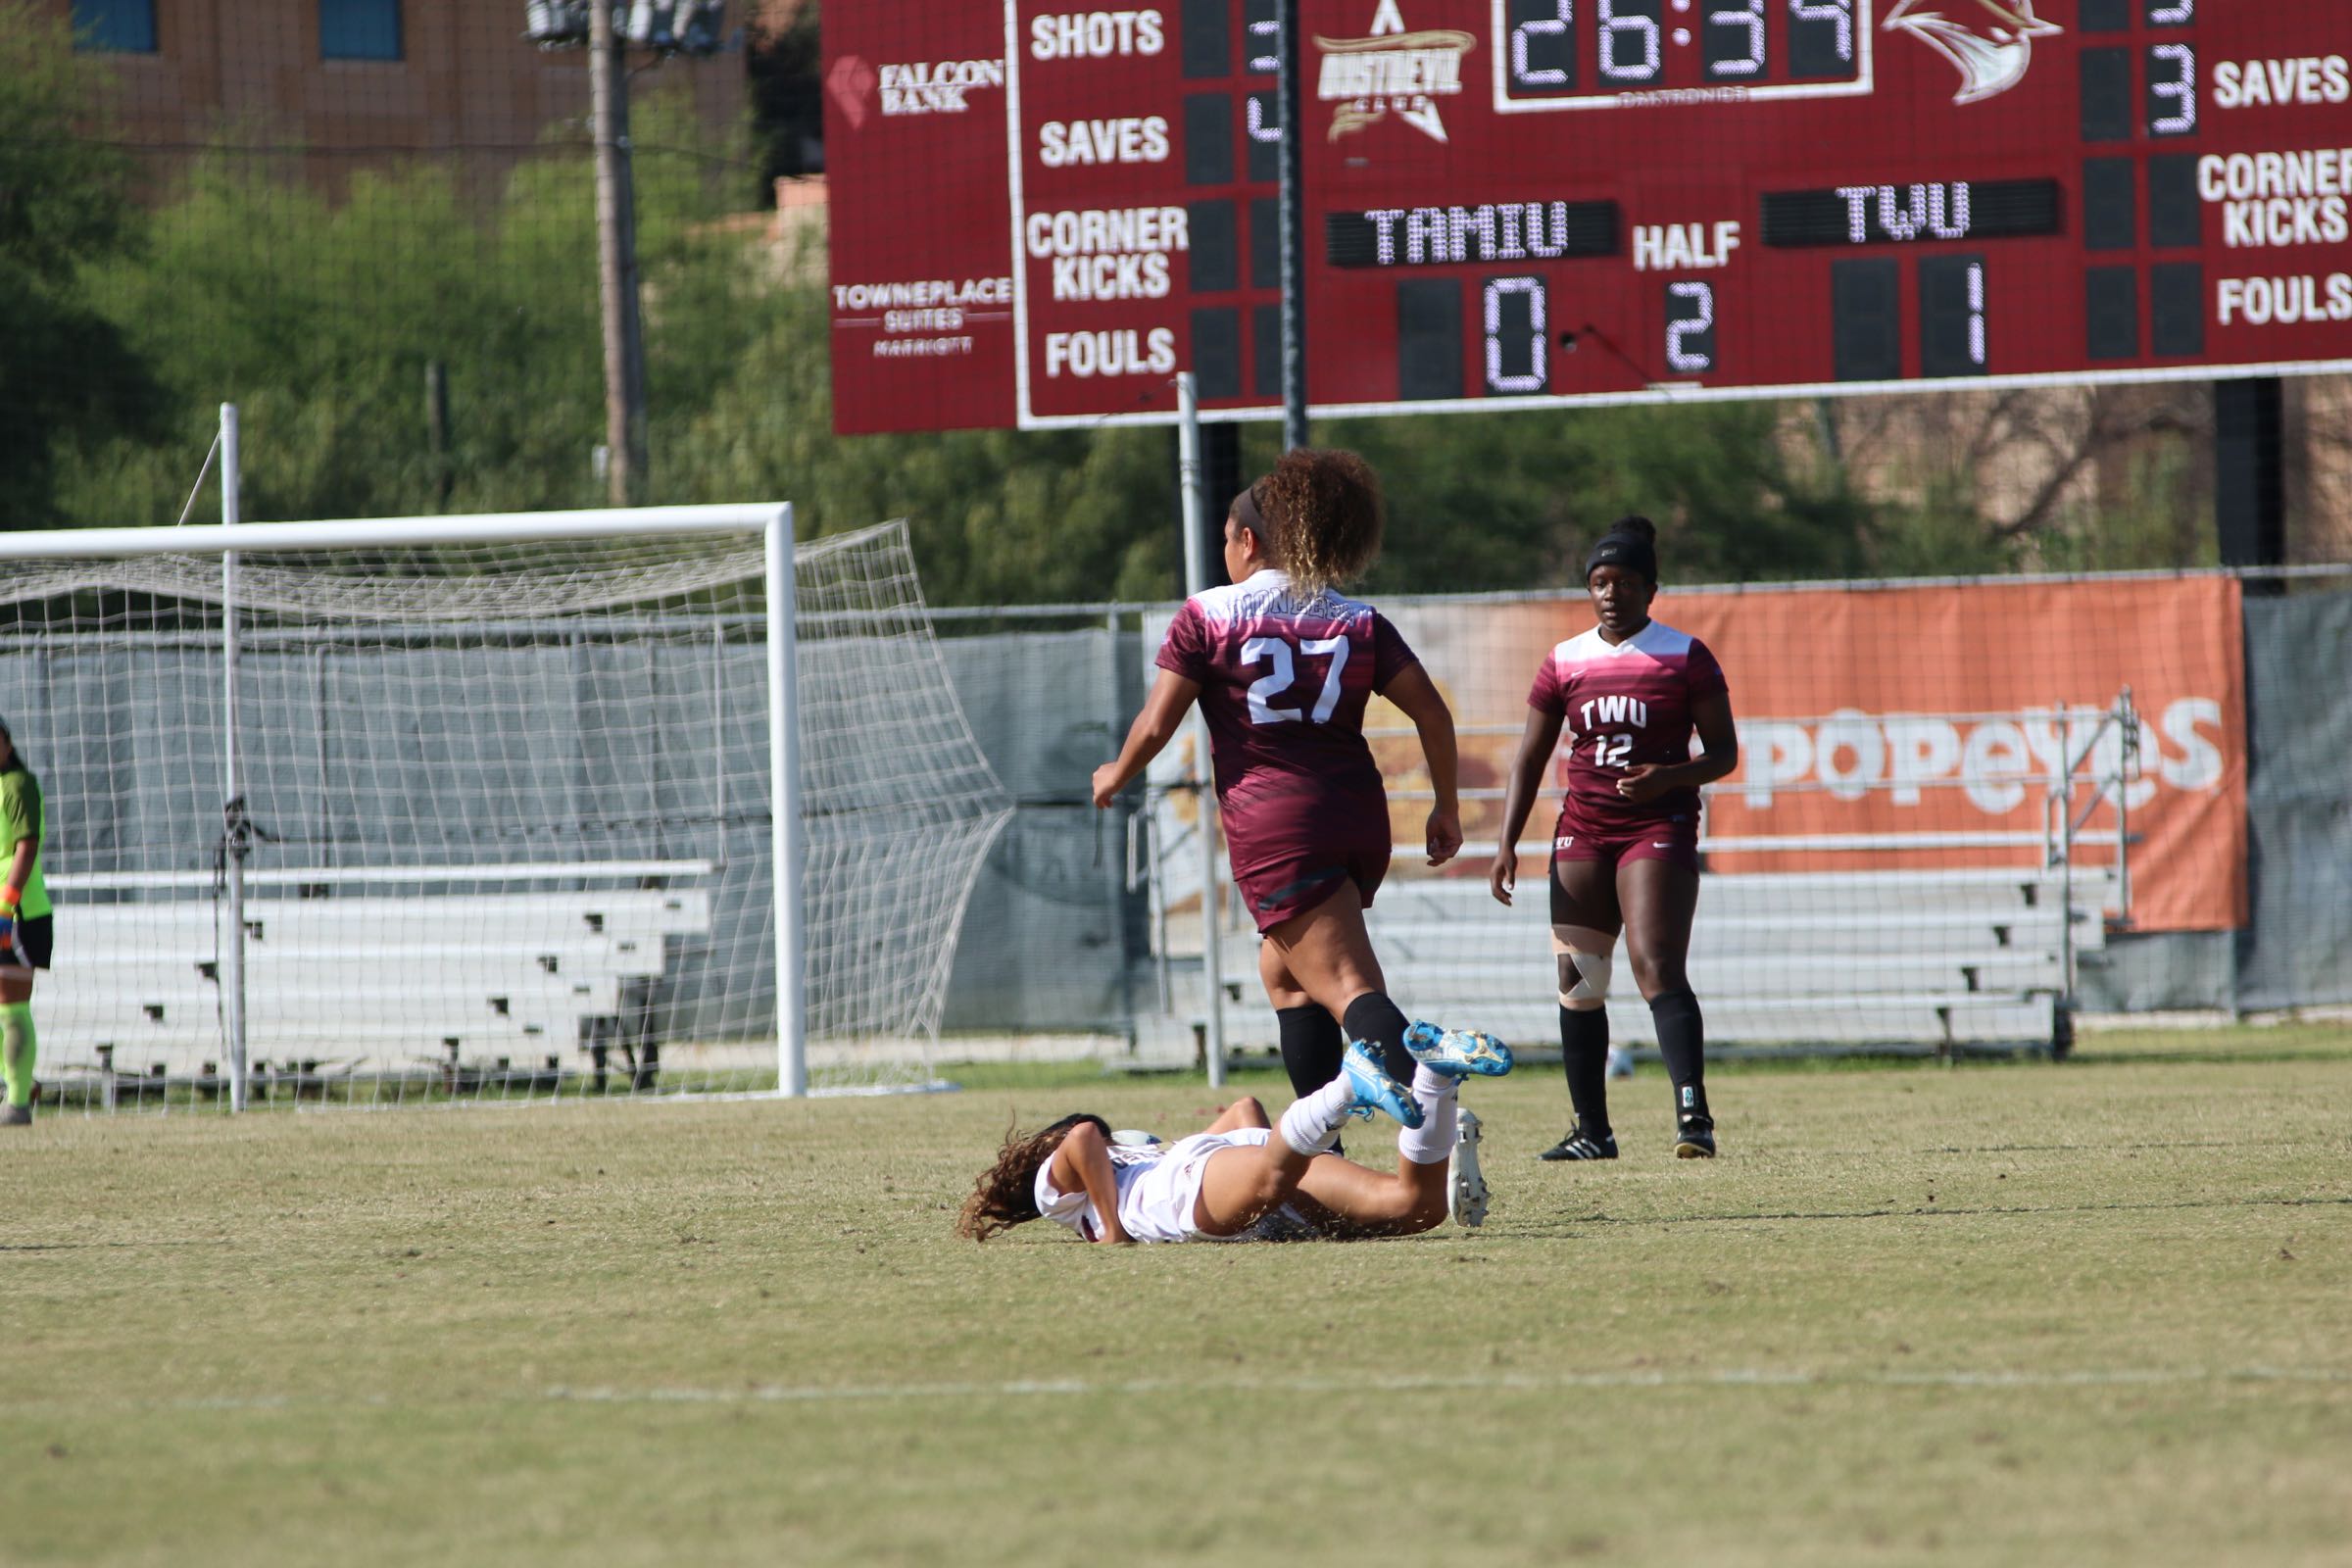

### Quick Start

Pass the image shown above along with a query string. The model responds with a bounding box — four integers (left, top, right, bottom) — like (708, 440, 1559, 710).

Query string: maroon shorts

(1230, 830, 1392, 935)
(1549, 809, 1701, 878)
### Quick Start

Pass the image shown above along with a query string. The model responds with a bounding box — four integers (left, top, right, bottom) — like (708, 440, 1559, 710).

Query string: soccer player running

(1091, 448, 1510, 1184)
(0, 717, 50, 1127)
(1489, 518, 1740, 1160)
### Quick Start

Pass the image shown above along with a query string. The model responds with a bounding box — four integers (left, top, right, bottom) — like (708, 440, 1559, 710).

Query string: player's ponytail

(1250, 448, 1386, 596)
(956, 1112, 1112, 1242)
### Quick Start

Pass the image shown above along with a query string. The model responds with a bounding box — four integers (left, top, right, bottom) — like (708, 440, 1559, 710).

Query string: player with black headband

(1092, 448, 1512, 1222)
(1489, 517, 1740, 1160)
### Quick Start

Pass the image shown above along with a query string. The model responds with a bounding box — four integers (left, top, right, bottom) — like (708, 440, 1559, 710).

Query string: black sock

(1649, 990, 1709, 1124)
(1276, 1005, 1345, 1099)
(1559, 1005, 1611, 1137)
(1341, 993, 1416, 1086)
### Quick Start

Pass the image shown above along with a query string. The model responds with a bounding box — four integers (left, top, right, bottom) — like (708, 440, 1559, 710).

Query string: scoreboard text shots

(822, 0, 2352, 433)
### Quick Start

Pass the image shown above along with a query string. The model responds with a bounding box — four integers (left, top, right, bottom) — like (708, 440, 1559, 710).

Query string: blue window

(320, 0, 403, 61)
(72, 0, 158, 53)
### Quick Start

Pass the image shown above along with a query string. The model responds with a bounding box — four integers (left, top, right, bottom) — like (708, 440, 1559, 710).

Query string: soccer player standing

(1093, 449, 1509, 1164)
(1489, 518, 1740, 1160)
(0, 716, 50, 1126)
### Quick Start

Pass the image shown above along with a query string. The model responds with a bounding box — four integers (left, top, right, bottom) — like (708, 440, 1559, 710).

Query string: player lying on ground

(956, 1027, 1510, 1244)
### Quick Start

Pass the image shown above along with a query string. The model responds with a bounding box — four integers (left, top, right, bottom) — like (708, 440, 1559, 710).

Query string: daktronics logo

(1724, 701, 2226, 815)
(825, 54, 1005, 129)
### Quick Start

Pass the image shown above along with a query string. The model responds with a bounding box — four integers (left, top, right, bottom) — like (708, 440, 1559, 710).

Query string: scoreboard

(822, 1, 2352, 434)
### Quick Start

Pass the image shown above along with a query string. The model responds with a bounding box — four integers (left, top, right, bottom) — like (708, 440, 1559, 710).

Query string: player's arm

(1490, 705, 1565, 906)
(1617, 691, 1740, 804)
(1091, 668, 1201, 809)
(1380, 662, 1462, 868)
(0, 816, 31, 938)
(1047, 1121, 1132, 1244)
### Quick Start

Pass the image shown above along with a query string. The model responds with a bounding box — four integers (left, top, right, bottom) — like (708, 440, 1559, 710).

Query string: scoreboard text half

(822, 1, 2352, 433)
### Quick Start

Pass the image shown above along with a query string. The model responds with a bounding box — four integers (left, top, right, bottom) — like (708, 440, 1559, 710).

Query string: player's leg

(1260, 880, 1419, 1085)
(1260, 939, 1348, 1105)
(1542, 850, 1622, 1161)
(1192, 1047, 1421, 1236)
(1201, 1096, 1271, 1135)
(0, 968, 34, 1127)
(1619, 855, 1713, 1156)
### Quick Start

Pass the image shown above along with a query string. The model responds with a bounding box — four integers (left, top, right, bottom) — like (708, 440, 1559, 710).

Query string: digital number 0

(1511, 0, 1572, 89)
(1596, 0, 1660, 82)
(1484, 276, 1548, 394)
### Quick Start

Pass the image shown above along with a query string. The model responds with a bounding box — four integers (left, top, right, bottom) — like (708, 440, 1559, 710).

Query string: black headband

(1231, 479, 1270, 542)
(1585, 529, 1657, 585)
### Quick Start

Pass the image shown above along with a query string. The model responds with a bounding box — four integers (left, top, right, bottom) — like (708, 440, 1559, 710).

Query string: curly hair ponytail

(1248, 448, 1385, 596)
(956, 1113, 1110, 1242)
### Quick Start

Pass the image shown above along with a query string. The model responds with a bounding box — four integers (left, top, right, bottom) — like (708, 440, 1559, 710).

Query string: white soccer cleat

(1447, 1108, 1490, 1228)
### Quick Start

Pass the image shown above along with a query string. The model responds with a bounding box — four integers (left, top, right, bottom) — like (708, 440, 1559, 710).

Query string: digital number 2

(1592, 734, 1634, 767)
(1243, 635, 1350, 724)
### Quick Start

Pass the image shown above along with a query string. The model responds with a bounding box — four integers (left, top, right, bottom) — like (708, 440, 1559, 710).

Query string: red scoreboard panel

(824, 1, 2352, 434)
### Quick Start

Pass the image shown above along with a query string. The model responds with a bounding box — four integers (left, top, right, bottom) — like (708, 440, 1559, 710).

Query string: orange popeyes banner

(1380, 576, 2247, 933)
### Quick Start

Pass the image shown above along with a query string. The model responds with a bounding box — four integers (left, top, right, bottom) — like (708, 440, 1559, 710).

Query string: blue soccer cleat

(1341, 1039, 1423, 1129)
(1402, 1020, 1514, 1079)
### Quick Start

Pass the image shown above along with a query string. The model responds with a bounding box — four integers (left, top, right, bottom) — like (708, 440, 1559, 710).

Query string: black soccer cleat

(1674, 1115, 1717, 1159)
(1537, 1123, 1617, 1161)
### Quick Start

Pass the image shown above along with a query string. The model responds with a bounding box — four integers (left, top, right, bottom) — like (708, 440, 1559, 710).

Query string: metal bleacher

(39, 886, 714, 1077)
(1367, 864, 2121, 1052)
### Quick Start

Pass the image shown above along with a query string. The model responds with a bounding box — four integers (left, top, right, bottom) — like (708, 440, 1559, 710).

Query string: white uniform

(1033, 1127, 1273, 1245)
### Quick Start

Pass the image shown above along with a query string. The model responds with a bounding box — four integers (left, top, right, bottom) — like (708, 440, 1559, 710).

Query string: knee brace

(1551, 927, 1613, 1011)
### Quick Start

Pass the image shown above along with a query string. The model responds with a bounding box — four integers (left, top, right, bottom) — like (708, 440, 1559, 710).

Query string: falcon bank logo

(1316, 0, 1475, 143)
(1884, 0, 2062, 106)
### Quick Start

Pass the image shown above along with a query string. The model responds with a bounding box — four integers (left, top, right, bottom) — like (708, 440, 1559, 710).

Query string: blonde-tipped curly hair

(1238, 448, 1385, 596)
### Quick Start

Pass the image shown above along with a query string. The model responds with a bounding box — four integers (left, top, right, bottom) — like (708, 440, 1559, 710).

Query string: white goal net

(0, 510, 1010, 1108)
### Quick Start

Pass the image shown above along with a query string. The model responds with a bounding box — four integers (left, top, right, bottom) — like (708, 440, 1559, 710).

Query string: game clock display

(822, 0, 2352, 433)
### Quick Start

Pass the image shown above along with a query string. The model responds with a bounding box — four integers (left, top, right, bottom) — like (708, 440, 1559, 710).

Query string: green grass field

(9, 1034, 2349, 1567)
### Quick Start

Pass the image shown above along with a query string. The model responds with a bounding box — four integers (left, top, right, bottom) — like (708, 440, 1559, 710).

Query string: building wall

(47, 1, 743, 186)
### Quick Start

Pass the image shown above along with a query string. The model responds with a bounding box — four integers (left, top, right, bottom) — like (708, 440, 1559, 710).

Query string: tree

(0, 3, 160, 526)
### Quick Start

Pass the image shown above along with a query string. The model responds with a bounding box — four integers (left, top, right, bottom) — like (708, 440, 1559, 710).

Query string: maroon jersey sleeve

(1369, 612, 1419, 693)
(1527, 651, 1567, 716)
(1684, 637, 1730, 702)
(1155, 599, 1211, 684)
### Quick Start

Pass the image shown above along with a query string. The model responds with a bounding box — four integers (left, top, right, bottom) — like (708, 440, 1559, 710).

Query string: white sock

(1278, 1077, 1356, 1157)
(1397, 1066, 1458, 1165)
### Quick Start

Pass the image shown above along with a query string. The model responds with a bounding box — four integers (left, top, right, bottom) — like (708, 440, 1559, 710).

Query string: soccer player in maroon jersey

(1489, 517, 1740, 1159)
(1092, 449, 1509, 1162)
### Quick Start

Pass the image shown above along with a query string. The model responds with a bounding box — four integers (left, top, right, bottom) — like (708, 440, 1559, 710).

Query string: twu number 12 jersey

(1156, 569, 1420, 830)
(1529, 619, 1729, 835)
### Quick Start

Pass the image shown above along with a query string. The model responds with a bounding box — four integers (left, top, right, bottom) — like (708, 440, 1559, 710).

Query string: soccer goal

(0, 505, 1011, 1109)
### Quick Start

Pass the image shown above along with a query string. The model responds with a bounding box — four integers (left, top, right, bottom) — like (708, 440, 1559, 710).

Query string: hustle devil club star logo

(1315, 0, 1475, 143)
(1884, 0, 2062, 106)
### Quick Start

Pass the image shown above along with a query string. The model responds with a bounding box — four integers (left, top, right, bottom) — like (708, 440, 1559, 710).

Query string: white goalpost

(0, 490, 1011, 1109)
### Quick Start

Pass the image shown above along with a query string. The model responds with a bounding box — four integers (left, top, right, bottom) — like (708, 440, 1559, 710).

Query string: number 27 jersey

(1156, 569, 1420, 815)
(1529, 620, 1728, 834)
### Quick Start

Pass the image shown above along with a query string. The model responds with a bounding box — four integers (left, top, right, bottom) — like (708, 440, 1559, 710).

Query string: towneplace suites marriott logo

(1316, 0, 1474, 143)
(825, 55, 1005, 129)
